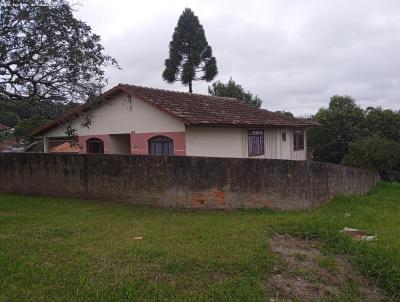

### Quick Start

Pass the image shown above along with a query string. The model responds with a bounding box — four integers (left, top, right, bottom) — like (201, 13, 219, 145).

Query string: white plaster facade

(186, 126, 306, 159)
(44, 93, 185, 137)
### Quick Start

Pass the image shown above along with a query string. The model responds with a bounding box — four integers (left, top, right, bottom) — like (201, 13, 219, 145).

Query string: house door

(281, 130, 290, 159)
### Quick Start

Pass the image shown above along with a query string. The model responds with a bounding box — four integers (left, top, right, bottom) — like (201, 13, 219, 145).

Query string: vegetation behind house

(0, 99, 78, 146)
(308, 95, 400, 181)
(208, 78, 262, 107)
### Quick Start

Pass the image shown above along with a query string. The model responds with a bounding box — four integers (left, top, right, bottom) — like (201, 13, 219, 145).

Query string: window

(86, 138, 104, 154)
(148, 136, 173, 155)
(248, 130, 264, 157)
(282, 132, 286, 141)
(293, 129, 304, 151)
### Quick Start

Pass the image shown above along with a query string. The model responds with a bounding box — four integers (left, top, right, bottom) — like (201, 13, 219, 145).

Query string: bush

(0, 111, 20, 128)
(342, 136, 400, 181)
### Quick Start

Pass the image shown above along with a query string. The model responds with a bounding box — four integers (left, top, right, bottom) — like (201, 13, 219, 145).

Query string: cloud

(76, 0, 400, 115)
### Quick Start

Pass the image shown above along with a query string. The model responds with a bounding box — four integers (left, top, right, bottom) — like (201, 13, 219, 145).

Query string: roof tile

(118, 84, 317, 127)
(34, 84, 318, 135)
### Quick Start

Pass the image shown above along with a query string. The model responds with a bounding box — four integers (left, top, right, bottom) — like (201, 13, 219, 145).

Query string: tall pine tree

(162, 8, 217, 93)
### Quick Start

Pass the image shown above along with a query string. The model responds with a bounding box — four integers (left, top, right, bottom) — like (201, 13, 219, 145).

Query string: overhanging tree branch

(0, 0, 119, 104)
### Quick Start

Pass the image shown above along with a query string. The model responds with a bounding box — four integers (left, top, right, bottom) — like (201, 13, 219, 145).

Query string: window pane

(294, 129, 304, 150)
(248, 130, 264, 157)
(87, 139, 104, 154)
(148, 136, 173, 155)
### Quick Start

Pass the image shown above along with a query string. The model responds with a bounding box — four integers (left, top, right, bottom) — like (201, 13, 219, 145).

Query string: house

(34, 84, 318, 160)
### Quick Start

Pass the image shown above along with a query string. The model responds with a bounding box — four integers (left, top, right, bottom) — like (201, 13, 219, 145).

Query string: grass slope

(0, 182, 399, 301)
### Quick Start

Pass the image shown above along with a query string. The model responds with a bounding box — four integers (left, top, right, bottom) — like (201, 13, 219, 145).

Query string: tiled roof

(34, 84, 318, 135)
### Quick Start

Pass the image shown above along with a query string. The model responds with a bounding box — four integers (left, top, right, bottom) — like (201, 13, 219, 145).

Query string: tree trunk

(189, 81, 192, 93)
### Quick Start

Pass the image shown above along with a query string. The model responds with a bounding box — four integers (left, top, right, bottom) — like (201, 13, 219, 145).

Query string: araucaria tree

(0, 0, 118, 105)
(162, 8, 217, 93)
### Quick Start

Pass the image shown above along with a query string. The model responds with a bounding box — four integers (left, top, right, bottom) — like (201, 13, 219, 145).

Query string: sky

(74, 0, 400, 115)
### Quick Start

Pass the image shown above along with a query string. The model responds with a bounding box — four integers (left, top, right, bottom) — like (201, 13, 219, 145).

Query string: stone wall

(0, 153, 380, 210)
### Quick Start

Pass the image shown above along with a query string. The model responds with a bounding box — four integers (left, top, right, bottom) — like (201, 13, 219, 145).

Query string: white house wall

(186, 127, 307, 160)
(265, 128, 283, 159)
(43, 93, 185, 138)
(264, 128, 306, 160)
(186, 127, 245, 158)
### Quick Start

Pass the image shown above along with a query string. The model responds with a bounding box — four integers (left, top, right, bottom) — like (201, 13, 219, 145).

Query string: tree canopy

(274, 110, 294, 118)
(14, 116, 47, 149)
(308, 95, 400, 181)
(208, 78, 262, 107)
(0, 96, 78, 144)
(0, 0, 118, 105)
(343, 136, 400, 181)
(365, 107, 400, 142)
(162, 8, 217, 93)
(307, 95, 365, 163)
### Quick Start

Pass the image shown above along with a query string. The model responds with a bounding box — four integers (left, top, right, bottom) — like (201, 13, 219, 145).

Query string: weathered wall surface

(185, 127, 307, 160)
(186, 127, 245, 158)
(43, 93, 185, 137)
(0, 153, 380, 210)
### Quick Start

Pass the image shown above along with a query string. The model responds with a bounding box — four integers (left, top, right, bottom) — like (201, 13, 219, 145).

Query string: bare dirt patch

(265, 234, 392, 302)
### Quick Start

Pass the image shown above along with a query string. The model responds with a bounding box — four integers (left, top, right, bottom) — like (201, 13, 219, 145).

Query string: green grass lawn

(1, 182, 399, 301)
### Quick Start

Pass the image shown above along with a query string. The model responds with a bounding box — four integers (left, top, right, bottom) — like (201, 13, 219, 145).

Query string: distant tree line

(0, 99, 78, 146)
(308, 95, 400, 181)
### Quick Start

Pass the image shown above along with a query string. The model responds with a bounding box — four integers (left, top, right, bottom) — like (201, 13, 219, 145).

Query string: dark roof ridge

(119, 83, 241, 102)
(118, 83, 281, 117)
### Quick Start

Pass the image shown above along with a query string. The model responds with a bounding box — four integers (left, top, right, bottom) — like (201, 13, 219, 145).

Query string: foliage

(365, 107, 400, 142)
(208, 78, 262, 107)
(62, 123, 78, 142)
(274, 110, 294, 118)
(0, 111, 20, 127)
(162, 8, 217, 93)
(1, 182, 399, 300)
(0, 98, 78, 141)
(0, 0, 118, 104)
(307, 95, 365, 163)
(342, 136, 400, 181)
(308, 96, 400, 179)
(1, 99, 78, 121)
(14, 116, 47, 148)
